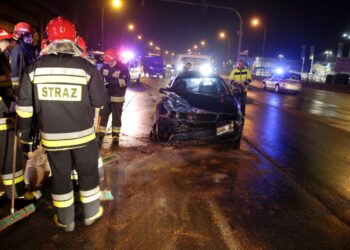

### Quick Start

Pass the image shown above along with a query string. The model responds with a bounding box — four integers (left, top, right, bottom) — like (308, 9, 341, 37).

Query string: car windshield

(173, 77, 229, 96)
(181, 57, 208, 65)
(151, 62, 163, 66)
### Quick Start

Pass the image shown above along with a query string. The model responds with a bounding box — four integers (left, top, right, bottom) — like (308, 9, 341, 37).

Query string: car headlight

(200, 64, 213, 76)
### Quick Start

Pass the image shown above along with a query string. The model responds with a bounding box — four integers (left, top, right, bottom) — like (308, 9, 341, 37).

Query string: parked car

(262, 72, 302, 94)
(128, 58, 141, 83)
(152, 71, 244, 148)
(142, 56, 165, 78)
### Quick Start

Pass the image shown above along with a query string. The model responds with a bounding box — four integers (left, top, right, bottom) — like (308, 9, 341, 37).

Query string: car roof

(175, 71, 219, 79)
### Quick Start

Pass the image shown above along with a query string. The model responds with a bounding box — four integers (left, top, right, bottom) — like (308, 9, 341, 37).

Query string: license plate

(216, 123, 234, 136)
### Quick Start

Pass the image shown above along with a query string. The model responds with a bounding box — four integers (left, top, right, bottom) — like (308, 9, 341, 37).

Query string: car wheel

(262, 82, 266, 90)
(274, 84, 280, 93)
(232, 123, 243, 150)
(155, 119, 171, 141)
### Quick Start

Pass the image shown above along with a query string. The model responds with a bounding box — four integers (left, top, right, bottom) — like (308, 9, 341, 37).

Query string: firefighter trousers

(0, 129, 26, 199)
(99, 101, 124, 140)
(240, 92, 247, 116)
(47, 141, 101, 225)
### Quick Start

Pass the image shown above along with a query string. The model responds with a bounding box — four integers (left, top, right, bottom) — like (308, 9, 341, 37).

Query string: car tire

(232, 138, 241, 150)
(232, 123, 243, 150)
(155, 119, 171, 141)
(274, 84, 280, 93)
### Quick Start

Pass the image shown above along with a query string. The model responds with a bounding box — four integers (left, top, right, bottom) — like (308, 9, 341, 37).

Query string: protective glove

(119, 79, 127, 88)
(230, 80, 237, 86)
(18, 129, 34, 158)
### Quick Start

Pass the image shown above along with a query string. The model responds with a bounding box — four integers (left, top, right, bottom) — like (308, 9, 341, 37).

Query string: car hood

(163, 91, 237, 114)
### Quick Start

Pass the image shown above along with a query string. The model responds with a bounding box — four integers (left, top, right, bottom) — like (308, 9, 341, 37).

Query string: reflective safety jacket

(10, 40, 36, 88)
(100, 62, 130, 103)
(229, 67, 252, 92)
(16, 53, 106, 151)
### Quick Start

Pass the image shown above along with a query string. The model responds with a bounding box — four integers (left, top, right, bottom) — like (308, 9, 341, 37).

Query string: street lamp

(219, 32, 226, 39)
(201, 40, 206, 46)
(112, 0, 122, 8)
(165, 50, 169, 55)
(187, 49, 191, 54)
(133, 35, 142, 48)
(219, 31, 231, 60)
(149, 41, 154, 47)
(193, 44, 198, 50)
(278, 54, 284, 59)
(128, 23, 135, 31)
(101, 0, 123, 50)
(251, 17, 267, 70)
(171, 52, 175, 56)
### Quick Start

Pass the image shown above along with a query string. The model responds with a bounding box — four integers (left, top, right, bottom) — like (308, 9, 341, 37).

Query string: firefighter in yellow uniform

(229, 60, 252, 117)
(97, 49, 129, 148)
(16, 17, 106, 232)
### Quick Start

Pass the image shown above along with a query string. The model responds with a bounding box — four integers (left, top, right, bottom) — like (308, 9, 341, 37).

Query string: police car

(262, 71, 302, 94)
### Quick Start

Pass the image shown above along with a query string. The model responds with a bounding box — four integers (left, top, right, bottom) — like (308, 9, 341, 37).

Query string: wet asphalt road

(1, 77, 350, 249)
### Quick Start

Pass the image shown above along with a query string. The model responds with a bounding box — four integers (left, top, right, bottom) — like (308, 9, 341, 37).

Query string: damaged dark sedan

(152, 71, 244, 149)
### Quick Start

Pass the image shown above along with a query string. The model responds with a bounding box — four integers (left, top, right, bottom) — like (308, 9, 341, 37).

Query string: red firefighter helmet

(0, 25, 12, 40)
(13, 22, 34, 39)
(76, 36, 87, 55)
(103, 49, 118, 63)
(46, 16, 76, 42)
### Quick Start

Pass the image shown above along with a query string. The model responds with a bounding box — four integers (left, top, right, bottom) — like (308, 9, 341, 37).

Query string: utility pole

(160, 0, 243, 61)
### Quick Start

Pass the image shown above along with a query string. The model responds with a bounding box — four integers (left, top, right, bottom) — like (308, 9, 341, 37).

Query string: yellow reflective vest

(229, 67, 252, 92)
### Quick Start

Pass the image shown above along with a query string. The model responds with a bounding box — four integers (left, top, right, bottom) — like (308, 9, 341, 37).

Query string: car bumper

(266, 85, 301, 92)
(159, 116, 243, 141)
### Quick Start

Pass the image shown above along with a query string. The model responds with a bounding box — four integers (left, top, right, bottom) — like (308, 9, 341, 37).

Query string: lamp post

(324, 50, 333, 62)
(251, 17, 267, 70)
(341, 32, 350, 57)
(101, 0, 122, 50)
(219, 32, 231, 61)
(133, 35, 142, 49)
(127, 23, 135, 32)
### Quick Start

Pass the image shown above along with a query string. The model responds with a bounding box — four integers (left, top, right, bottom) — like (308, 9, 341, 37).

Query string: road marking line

(207, 199, 243, 250)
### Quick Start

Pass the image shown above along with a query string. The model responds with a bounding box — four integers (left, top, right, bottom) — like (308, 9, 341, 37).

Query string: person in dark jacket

(10, 22, 36, 91)
(16, 17, 106, 232)
(97, 48, 129, 148)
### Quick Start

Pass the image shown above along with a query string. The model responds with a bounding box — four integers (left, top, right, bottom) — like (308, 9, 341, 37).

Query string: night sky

(50, 0, 350, 61)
